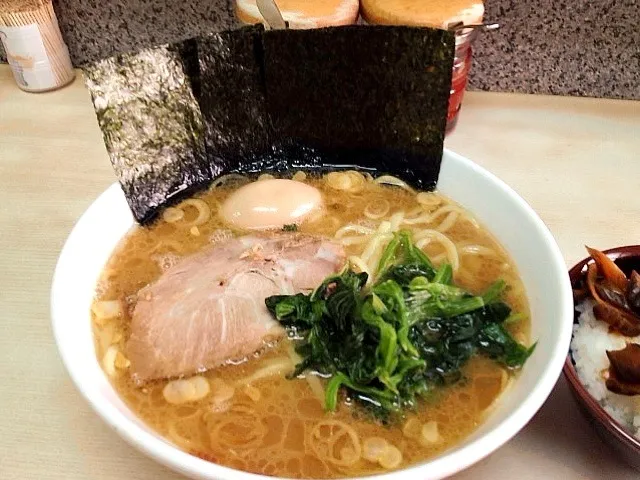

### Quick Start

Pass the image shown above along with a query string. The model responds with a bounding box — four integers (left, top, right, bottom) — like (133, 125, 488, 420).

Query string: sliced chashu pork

(127, 234, 345, 382)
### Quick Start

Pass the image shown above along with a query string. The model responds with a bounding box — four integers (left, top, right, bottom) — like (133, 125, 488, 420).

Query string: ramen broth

(92, 172, 530, 478)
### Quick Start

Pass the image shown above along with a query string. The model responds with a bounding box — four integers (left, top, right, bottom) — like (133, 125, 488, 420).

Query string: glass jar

(0, 19, 75, 93)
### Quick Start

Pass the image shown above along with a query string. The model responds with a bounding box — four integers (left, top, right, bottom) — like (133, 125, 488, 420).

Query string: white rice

(571, 299, 640, 438)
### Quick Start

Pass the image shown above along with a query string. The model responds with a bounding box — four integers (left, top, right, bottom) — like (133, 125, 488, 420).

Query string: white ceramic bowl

(51, 149, 574, 480)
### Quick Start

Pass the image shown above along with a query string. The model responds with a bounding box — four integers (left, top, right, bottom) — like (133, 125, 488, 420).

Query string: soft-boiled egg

(221, 179, 323, 230)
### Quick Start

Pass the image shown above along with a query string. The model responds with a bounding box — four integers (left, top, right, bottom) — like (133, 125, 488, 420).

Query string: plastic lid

(236, 0, 360, 28)
(361, 0, 484, 29)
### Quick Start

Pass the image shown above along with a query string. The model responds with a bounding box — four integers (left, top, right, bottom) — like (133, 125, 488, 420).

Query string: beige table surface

(1, 64, 639, 479)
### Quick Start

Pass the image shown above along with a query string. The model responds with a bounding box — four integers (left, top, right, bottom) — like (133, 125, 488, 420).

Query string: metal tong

(256, 0, 287, 30)
(447, 22, 500, 33)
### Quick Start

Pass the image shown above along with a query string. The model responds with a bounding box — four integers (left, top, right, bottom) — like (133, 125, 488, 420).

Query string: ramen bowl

(51, 149, 574, 480)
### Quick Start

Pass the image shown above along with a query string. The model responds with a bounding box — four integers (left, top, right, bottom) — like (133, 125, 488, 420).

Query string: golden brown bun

(236, 0, 360, 28)
(360, 0, 484, 28)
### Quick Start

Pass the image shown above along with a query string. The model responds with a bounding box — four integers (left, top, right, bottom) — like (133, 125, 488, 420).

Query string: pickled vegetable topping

(578, 246, 640, 396)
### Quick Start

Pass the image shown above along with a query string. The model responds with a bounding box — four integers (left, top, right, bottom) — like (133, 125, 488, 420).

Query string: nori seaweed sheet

(85, 25, 454, 224)
(177, 38, 201, 102)
(197, 25, 271, 173)
(196, 25, 454, 190)
(261, 26, 454, 189)
(83, 45, 210, 224)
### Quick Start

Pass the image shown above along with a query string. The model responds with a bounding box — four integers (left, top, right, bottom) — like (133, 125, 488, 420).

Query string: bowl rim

(563, 245, 640, 453)
(51, 148, 575, 480)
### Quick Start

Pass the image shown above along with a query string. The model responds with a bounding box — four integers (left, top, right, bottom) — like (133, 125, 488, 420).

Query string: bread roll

(236, 0, 360, 28)
(361, 0, 484, 29)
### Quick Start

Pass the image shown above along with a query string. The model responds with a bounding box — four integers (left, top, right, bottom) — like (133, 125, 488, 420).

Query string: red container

(447, 28, 478, 133)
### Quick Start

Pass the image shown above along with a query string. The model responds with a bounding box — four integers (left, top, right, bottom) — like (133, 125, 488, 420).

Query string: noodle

(287, 345, 325, 403)
(235, 358, 294, 386)
(292, 171, 307, 182)
(388, 211, 404, 232)
(360, 221, 392, 264)
(347, 256, 370, 277)
(403, 205, 463, 226)
(168, 422, 196, 450)
(208, 403, 267, 451)
(362, 232, 394, 276)
(462, 214, 480, 229)
(180, 199, 211, 227)
(338, 236, 370, 246)
(373, 175, 415, 193)
(454, 266, 476, 285)
(406, 205, 423, 217)
(162, 207, 185, 223)
(209, 174, 248, 189)
(460, 244, 501, 258)
(345, 171, 365, 192)
(430, 253, 447, 264)
(416, 192, 442, 208)
(363, 199, 390, 219)
(435, 211, 459, 233)
(175, 406, 200, 418)
(414, 230, 460, 271)
(344, 220, 393, 276)
(326, 171, 366, 192)
(326, 172, 352, 191)
(335, 224, 375, 238)
(480, 370, 515, 417)
(309, 420, 362, 467)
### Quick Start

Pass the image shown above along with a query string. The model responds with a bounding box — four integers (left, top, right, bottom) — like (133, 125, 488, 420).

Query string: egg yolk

(221, 179, 323, 230)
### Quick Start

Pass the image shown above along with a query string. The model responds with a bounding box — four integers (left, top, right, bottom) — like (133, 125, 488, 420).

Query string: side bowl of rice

(564, 245, 640, 471)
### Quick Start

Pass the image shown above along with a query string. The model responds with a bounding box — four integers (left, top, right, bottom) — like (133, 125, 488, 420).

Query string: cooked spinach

(282, 223, 298, 232)
(265, 231, 535, 419)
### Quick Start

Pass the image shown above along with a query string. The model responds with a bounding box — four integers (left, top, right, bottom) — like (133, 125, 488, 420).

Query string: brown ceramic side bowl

(563, 245, 640, 470)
